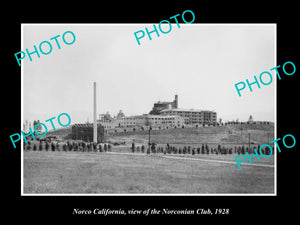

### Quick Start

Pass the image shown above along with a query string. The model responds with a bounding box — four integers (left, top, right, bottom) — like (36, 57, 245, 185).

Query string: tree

(237, 146, 241, 154)
(87, 143, 91, 151)
(174, 147, 177, 154)
(217, 144, 221, 153)
(74, 143, 78, 151)
(241, 145, 245, 154)
(26, 143, 31, 150)
(39, 142, 43, 151)
(151, 143, 156, 153)
(45, 142, 49, 151)
(51, 142, 55, 151)
(205, 144, 209, 154)
(141, 145, 145, 153)
(68, 143, 73, 151)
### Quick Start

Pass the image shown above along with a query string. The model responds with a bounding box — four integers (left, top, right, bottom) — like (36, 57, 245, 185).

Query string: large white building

(160, 108, 217, 125)
(98, 113, 184, 130)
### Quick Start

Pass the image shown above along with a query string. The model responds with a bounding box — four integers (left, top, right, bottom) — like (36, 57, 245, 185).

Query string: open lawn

(23, 150, 275, 194)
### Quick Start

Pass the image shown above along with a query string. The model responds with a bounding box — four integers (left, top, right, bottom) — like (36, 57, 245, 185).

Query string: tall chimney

(93, 82, 97, 143)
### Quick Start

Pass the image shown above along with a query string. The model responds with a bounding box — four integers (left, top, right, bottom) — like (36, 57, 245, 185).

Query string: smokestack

(93, 82, 97, 143)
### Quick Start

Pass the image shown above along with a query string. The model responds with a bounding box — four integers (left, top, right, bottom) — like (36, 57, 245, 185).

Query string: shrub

(74, 143, 78, 151)
(62, 144, 67, 151)
(51, 142, 55, 151)
(151, 143, 156, 153)
(201, 144, 205, 154)
(45, 142, 49, 151)
(187, 146, 191, 154)
(183, 146, 187, 154)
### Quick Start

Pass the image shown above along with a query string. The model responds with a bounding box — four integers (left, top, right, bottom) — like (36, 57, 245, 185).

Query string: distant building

(248, 115, 253, 123)
(149, 95, 178, 115)
(99, 112, 113, 122)
(98, 113, 184, 129)
(116, 110, 125, 118)
(160, 108, 217, 125)
(72, 123, 105, 142)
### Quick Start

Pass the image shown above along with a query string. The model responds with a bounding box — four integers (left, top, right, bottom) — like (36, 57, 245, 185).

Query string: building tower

(93, 82, 97, 143)
(174, 94, 178, 109)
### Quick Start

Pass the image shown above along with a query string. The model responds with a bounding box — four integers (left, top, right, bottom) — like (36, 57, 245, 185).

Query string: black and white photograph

(21, 24, 276, 195)
(4, 4, 298, 221)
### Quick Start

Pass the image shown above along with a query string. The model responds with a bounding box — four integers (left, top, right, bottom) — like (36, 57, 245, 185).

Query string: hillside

(107, 123, 274, 148)
(46, 123, 274, 148)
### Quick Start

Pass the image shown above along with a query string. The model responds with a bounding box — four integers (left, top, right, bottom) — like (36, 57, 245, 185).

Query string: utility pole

(248, 133, 251, 149)
(148, 127, 151, 145)
(148, 126, 152, 154)
(93, 82, 97, 143)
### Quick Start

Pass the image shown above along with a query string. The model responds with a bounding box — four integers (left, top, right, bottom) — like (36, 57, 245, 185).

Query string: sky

(22, 24, 276, 127)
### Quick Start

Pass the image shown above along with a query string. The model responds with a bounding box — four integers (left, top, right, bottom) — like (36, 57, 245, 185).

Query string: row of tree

(23, 141, 112, 152)
(131, 143, 274, 155)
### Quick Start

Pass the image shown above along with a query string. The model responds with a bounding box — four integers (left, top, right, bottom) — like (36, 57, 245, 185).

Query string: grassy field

(23, 150, 275, 194)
